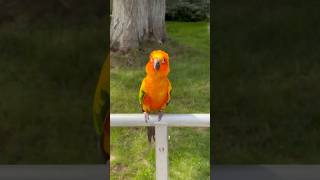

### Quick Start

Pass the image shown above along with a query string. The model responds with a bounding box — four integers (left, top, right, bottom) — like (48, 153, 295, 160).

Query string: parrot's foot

(158, 111, 163, 121)
(144, 112, 149, 123)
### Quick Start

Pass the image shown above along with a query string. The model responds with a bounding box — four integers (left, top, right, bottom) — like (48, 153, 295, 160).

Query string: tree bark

(110, 0, 166, 51)
(148, 0, 166, 43)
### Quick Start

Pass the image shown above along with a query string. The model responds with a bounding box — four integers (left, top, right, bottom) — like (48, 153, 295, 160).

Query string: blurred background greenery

(213, 1, 320, 164)
(0, 0, 108, 163)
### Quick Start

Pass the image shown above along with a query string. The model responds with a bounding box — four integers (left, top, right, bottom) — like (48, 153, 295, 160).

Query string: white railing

(110, 113, 210, 180)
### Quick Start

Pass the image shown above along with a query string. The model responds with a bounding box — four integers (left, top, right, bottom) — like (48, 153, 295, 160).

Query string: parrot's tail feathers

(147, 127, 155, 143)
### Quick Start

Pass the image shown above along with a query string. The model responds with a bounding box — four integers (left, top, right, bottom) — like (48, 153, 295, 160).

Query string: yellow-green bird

(93, 55, 109, 161)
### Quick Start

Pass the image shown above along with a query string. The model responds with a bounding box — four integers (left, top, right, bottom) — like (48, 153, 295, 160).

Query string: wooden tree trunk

(148, 0, 166, 43)
(110, 0, 166, 51)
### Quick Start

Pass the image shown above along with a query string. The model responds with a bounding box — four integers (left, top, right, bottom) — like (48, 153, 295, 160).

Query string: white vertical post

(155, 122, 168, 180)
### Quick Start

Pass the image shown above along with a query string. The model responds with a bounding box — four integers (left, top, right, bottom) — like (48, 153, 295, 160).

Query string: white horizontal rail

(110, 113, 210, 127)
(110, 113, 210, 180)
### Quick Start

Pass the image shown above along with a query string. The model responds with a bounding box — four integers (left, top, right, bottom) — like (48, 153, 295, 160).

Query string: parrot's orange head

(146, 50, 170, 77)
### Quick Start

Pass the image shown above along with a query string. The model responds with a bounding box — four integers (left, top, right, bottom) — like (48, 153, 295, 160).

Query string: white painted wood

(155, 122, 168, 180)
(110, 114, 210, 127)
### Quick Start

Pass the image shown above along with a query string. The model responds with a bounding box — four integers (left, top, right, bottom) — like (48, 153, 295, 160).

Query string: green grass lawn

(0, 19, 107, 163)
(110, 22, 210, 179)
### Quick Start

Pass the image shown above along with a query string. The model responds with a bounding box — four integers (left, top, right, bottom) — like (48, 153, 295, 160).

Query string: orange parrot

(139, 50, 172, 142)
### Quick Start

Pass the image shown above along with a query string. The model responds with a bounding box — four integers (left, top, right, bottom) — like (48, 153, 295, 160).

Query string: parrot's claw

(158, 111, 164, 121)
(144, 112, 149, 123)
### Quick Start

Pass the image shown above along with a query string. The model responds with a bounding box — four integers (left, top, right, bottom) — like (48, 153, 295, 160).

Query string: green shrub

(166, 2, 208, 22)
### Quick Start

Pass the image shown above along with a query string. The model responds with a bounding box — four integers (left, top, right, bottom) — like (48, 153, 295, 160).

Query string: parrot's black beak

(154, 60, 160, 71)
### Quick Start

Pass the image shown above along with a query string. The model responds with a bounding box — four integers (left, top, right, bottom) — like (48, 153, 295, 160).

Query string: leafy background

(213, 0, 320, 163)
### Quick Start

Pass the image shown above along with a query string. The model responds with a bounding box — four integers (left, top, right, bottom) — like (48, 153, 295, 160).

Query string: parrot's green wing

(93, 55, 110, 161)
(139, 79, 146, 111)
(93, 57, 109, 135)
(167, 80, 172, 105)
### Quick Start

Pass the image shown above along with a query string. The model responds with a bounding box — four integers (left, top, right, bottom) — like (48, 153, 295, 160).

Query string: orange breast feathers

(139, 50, 172, 112)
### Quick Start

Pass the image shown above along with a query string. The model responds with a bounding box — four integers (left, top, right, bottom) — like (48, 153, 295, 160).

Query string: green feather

(93, 56, 109, 135)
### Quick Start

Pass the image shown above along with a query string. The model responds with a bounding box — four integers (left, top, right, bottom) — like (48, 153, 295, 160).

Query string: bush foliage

(166, 0, 209, 22)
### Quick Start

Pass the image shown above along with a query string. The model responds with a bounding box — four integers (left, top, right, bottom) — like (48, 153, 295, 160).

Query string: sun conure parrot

(139, 50, 172, 142)
(93, 55, 109, 162)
